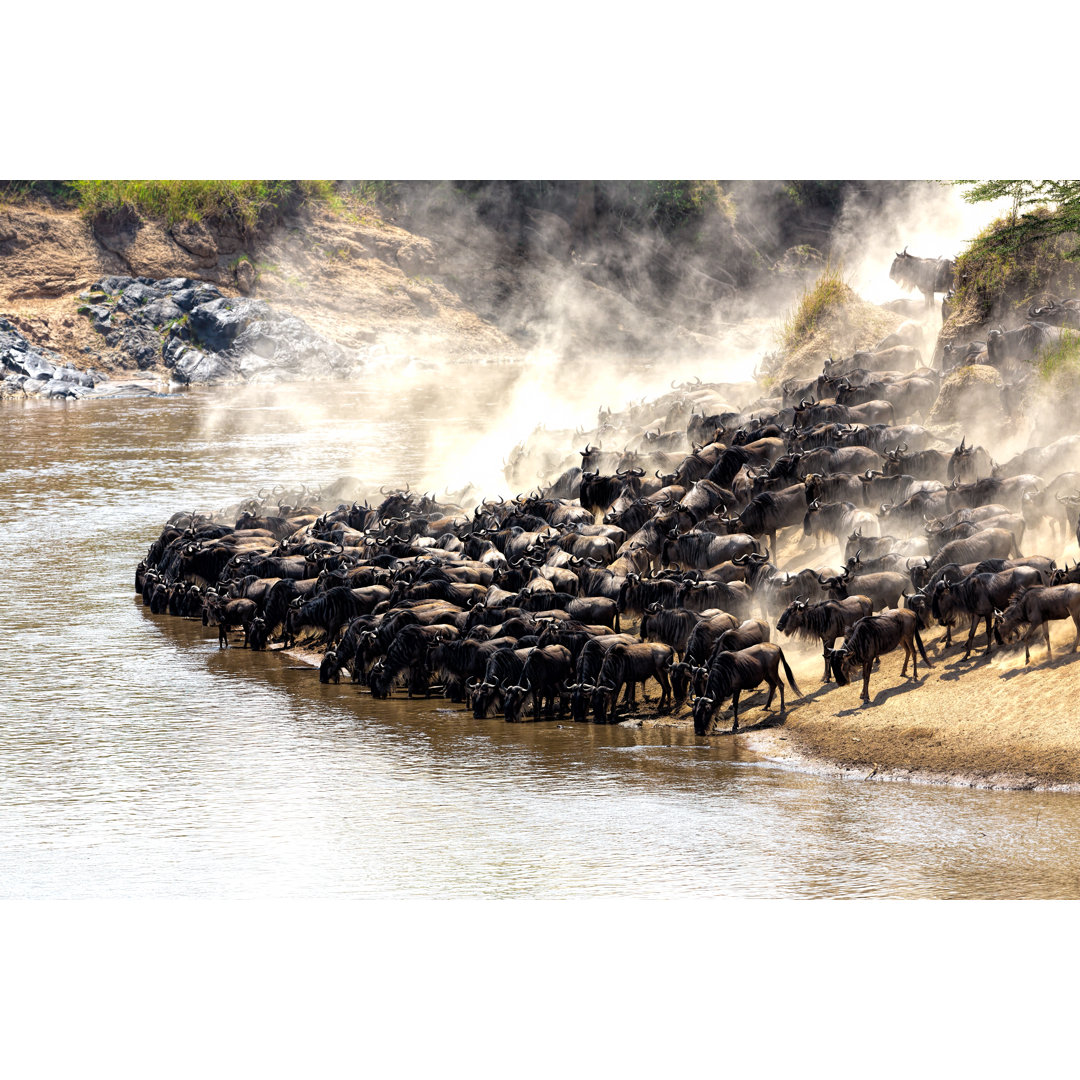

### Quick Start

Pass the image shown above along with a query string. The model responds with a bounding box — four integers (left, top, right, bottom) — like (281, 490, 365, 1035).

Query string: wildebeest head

(828, 646, 853, 685)
(993, 604, 1025, 644)
(319, 648, 341, 684)
(368, 660, 393, 699)
(502, 681, 531, 722)
(775, 596, 809, 636)
(670, 662, 708, 707)
(902, 591, 929, 629)
(248, 616, 268, 652)
(691, 695, 717, 736)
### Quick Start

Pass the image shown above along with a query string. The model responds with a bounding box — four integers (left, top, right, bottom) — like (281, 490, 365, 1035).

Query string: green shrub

(69, 180, 335, 229)
(951, 206, 1080, 320)
(0, 181, 79, 208)
(1038, 328, 1080, 380)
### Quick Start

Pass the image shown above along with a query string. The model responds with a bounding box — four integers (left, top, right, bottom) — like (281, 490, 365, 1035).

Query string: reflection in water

(2, 380, 1079, 898)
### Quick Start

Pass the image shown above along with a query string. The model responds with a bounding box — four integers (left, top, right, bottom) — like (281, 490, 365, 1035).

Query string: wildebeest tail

(778, 647, 802, 697)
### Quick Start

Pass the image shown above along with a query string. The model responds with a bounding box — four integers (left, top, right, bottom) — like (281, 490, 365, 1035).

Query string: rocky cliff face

(0, 198, 526, 391)
(1, 191, 756, 397)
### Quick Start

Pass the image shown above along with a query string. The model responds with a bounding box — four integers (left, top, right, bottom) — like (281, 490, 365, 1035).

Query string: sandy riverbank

(645, 620, 1080, 792)
(279, 618, 1080, 792)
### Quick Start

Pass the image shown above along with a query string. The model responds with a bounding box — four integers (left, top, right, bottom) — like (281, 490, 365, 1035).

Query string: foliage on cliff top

(939, 207, 1080, 348)
(957, 181, 1080, 252)
(69, 181, 336, 230)
(951, 207, 1080, 319)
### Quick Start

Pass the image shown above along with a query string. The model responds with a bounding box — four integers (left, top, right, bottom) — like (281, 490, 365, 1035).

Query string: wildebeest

(948, 438, 994, 484)
(676, 618, 773, 703)
(946, 475, 1042, 515)
(691, 643, 801, 735)
(565, 633, 638, 720)
(661, 530, 759, 571)
(931, 567, 1043, 659)
(206, 597, 258, 648)
(580, 469, 644, 521)
(985, 322, 1063, 368)
(711, 618, 771, 655)
(722, 485, 808, 556)
(369, 623, 458, 698)
(803, 499, 880, 549)
(882, 446, 950, 483)
(638, 605, 701, 657)
(471, 647, 534, 718)
(819, 568, 908, 612)
(995, 584, 1080, 664)
(777, 594, 874, 681)
(889, 247, 954, 308)
(1027, 297, 1080, 328)
(501, 645, 573, 722)
(430, 636, 519, 703)
(707, 438, 786, 488)
(285, 585, 390, 646)
(670, 612, 742, 705)
(590, 642, 675, 723)
(830, 609, 932, 702)
(922, 528, 1021, 582)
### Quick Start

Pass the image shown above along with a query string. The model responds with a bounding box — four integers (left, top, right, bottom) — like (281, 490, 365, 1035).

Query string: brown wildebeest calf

(994, 584, 1080, 664)
(692, 643, 802, 735)
(829, 608, 931, 702)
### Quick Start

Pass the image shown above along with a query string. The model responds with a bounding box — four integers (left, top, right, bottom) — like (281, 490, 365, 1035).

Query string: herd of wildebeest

(135, 250, 1080, 735)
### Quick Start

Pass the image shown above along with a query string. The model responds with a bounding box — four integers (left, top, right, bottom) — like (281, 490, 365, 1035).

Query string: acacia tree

(956, 180, 1080, 255)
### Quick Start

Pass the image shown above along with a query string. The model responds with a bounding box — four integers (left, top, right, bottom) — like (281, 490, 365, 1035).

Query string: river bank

(275, 618, 1080, 793)
(629, 619, 1080, 792)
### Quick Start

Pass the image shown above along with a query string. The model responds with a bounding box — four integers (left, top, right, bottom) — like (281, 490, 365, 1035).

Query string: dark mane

(779, 601, 837, 641)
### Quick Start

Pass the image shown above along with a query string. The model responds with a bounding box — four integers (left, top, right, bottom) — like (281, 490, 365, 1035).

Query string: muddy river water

(4, 370, 1080, 898)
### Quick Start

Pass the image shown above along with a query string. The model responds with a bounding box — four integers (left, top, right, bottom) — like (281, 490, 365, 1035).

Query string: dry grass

(771, 267, 902, 386)
(779, 263, 849, 351)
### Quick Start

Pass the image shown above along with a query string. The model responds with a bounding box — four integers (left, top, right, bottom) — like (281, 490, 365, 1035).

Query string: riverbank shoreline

(279, 627, 1080, 794)
(740, 726, 1080, 793)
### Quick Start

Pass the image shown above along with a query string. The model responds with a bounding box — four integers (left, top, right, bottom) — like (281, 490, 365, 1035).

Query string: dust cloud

(196, 181, 1037, 509)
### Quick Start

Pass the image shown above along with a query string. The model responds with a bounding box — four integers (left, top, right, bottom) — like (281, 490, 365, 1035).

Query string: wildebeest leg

(861, 661, 872, 701)
(984, 615, 994, 656)
(901, 641, 911, 677)
(962, 614, 980, 660)
(763, 676, 777, 710)
(1043, 621, 1052, 662)
(730, 691, 741, 732)
(656, 668, 672, 711)
(1019, 621, 1039, 664)
(822, 636, 835, 682)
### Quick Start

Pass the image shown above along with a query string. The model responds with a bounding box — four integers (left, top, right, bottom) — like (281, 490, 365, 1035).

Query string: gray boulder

(172, 346, 237, 385)
(187, 297, 272, 351)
